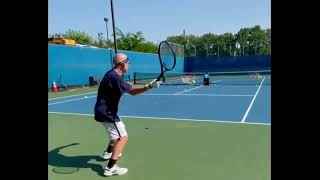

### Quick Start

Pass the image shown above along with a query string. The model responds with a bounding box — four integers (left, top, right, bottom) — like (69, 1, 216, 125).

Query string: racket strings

(159, 42, 176, 70)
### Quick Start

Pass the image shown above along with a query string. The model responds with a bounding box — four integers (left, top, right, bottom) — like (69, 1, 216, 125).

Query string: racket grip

(145, 79, 159, 89)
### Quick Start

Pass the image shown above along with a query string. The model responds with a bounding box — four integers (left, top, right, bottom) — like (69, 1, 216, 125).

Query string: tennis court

(48, 76, 270, 180)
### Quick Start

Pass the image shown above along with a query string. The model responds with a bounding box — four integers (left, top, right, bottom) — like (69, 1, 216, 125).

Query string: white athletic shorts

(100, 120, 128, 140)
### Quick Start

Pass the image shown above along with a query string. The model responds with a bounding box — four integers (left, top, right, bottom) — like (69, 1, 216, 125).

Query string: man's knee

(109, 139, 117, 145)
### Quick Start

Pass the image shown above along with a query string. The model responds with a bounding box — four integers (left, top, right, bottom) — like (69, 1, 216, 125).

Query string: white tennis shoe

(104, 164, 128, 176)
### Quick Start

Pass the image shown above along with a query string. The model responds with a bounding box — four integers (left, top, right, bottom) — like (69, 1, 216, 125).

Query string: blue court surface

(48, 78, 270, 125)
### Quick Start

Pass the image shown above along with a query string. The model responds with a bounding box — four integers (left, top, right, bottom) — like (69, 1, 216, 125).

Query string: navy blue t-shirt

(94, 70, 132, 122)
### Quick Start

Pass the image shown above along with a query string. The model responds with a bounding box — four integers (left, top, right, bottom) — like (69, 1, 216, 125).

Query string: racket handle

(156, 74, 163, 81)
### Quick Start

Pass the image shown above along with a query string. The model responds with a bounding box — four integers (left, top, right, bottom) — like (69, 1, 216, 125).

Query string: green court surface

(48, 87, 98, 99)
(48, 113, 270, 180)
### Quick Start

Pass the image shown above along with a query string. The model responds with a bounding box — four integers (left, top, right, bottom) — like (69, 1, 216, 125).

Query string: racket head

(158, 41, 177, 70)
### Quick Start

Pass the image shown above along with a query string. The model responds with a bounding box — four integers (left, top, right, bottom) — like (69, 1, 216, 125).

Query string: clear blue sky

(48, 0, 270, 43)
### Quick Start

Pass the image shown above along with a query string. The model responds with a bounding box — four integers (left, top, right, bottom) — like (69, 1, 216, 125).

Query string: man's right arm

(127, 85, 149, 96)
(127, 79, 161, 96)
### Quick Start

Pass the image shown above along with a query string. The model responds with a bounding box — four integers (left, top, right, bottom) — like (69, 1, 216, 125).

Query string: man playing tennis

(94, 53, 161, 176)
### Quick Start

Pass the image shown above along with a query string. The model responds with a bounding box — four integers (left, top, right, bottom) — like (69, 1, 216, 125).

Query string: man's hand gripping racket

(145, 79, 161, 89)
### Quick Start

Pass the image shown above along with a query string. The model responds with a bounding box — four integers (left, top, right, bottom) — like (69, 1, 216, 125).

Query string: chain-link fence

(184, 41, 271, 57)
(167, 42, 185, 57)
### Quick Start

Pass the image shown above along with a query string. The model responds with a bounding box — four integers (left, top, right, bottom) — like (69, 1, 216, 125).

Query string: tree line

(48, 25, 270, 56)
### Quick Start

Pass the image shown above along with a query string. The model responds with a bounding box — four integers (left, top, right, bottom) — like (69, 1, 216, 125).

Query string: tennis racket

(156, 41, 177, 82)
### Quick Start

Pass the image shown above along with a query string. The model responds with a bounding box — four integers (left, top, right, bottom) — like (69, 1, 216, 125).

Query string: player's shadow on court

(48, 143, 105, 176)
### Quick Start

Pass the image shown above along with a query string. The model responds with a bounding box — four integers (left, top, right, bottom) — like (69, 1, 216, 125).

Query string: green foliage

(64, 29, 94, 44)
(48, 25, 270, 56)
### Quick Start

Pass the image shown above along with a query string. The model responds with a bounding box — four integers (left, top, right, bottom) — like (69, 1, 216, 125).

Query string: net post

(133, 72, 136, 84)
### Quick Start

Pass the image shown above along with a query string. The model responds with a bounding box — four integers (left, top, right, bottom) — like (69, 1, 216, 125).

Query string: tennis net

(133, 70, 271, 86)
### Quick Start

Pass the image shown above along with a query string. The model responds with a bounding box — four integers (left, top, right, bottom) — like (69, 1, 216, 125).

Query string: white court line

(48, 95, 96, 105)
(48, 92, 97, 100)
(48, 93, 253, 106)
(212, 80, 222, 84)
(174, 86, 203, 95)
(48, 111, 270, 126)
(241, 77, 266, 123)
(144, 93, 254, 97)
